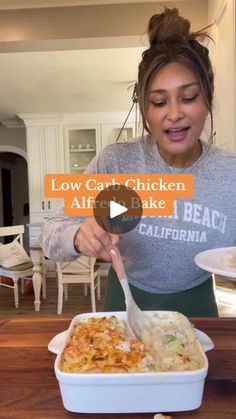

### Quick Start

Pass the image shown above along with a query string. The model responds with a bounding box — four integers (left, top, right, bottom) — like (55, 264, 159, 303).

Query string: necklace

(161, 140, 203, 174)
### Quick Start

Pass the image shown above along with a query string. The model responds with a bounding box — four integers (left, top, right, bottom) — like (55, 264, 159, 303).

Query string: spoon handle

(109, 247, 126, 280)
(110, 247, 134, 305)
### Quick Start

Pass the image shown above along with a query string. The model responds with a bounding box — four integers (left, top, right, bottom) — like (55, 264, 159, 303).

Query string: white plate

(195, 247, 236, 279)
(48, 328, 214, 355)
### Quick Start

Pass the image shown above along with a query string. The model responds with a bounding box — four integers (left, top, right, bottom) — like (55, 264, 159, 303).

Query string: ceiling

(0, 0, 208, 124)
(0, 46, 145, 120)
(0, 0, 185, 10)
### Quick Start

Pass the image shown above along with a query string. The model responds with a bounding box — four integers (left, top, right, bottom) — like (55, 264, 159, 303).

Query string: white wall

(208, 0, 236, 151)
(0, 126, 26, 150)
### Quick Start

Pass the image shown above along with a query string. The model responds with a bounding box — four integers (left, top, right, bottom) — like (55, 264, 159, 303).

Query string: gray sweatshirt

(42, 136, 236, 293)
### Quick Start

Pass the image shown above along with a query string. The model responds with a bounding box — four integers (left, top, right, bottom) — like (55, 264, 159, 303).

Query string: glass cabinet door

(68, 128, 97, 173)
(100, 124, 134, 150)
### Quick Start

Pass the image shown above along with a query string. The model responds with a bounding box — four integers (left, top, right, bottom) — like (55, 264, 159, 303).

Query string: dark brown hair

(138, 8, 214, 138)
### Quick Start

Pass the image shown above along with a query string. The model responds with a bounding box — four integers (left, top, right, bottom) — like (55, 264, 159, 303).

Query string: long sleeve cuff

(42, 221, 81, 261)
(62, 223, 81, 260)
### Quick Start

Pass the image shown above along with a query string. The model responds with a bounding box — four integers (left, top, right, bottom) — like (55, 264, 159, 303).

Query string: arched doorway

(0, 146, 29, 250)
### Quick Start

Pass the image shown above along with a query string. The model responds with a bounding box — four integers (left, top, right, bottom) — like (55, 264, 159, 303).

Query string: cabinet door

(64, 126, 99, 173)
(27, 126, 45, 213)
(26, 125, 64, 219)
(100, 123, 135, 150)
(43, 125, 64, 212)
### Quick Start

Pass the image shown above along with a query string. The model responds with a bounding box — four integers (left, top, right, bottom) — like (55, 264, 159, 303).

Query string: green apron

(104, 267, 218, 317)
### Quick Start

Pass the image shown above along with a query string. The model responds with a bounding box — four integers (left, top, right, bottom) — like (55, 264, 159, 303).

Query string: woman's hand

(74, 218, 119, 261)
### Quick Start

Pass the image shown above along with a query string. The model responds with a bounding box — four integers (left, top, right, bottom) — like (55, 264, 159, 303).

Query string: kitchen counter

(0, 316, 235, 418)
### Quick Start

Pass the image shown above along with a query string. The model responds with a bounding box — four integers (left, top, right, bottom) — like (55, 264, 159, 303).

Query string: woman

(42, 8, 236, 316)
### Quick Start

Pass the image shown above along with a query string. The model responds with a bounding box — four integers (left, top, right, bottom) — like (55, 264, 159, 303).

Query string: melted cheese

(60, 316, 153, 373)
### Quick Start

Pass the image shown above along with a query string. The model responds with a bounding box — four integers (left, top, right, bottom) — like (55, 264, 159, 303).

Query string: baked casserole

(59, 313, 204, 374)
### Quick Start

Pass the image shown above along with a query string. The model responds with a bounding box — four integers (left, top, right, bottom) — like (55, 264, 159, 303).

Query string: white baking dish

(48, 311, 214, 414)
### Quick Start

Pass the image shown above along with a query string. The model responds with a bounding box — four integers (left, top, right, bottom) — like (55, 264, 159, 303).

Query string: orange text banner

(44, 173, 194, 216)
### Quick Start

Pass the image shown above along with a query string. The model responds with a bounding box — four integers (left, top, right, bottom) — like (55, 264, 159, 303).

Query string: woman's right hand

(74, 217, 120, 262)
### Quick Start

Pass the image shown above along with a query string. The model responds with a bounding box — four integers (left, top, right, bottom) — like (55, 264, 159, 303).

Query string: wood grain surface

(0, 317, 235, 419)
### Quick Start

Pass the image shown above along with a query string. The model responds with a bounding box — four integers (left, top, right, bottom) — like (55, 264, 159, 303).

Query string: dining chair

(0, 225, 46, 308)
(56, 256, 101, 315)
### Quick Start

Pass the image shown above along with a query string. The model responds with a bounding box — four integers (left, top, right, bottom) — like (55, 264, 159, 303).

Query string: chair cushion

(0, 261, 33, 272)
(0, 238, 31, 268)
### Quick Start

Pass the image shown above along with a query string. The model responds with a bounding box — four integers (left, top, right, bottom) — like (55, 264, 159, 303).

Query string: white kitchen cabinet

(63, 112, 136, 172)
(64, 125, 99, 173)
(22, 118, 65, 224)
(21, 112, 136, 245)
(64, 121, 136, 172)
(100, 122, 135, 150)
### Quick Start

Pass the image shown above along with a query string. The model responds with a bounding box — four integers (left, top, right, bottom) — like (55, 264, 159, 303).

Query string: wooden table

(0, 317, 235, 419)
(30, 245, 44, 311)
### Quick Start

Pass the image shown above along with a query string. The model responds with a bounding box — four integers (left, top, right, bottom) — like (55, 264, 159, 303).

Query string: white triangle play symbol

(110, 201, 128, 219)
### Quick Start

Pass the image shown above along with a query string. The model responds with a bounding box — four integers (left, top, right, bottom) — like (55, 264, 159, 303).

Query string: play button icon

(93, 184, 143, 234)
(110, 201, 128, 219)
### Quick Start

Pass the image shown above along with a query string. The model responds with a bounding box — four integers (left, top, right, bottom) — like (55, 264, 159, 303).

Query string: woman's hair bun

(148, 7, 191, 47)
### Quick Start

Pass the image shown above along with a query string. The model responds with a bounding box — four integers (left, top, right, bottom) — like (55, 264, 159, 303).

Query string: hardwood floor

(0, 274, 107, 318)
(0, 273, 235, 318)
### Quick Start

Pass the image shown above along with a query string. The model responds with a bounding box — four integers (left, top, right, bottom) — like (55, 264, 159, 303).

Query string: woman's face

(146, 61, 208, 160)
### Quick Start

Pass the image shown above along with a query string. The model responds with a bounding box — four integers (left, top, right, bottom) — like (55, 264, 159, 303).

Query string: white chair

(0, 225, 46, 308)
(56, 256, 101, 315)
